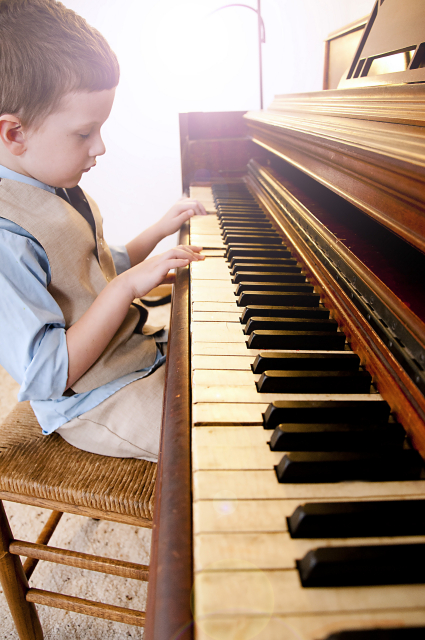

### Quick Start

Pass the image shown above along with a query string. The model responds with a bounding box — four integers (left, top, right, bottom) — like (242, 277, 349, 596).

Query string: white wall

(63, 0, 375, 252)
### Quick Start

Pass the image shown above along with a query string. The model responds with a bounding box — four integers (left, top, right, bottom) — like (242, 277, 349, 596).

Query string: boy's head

(0, 0, 120, 187)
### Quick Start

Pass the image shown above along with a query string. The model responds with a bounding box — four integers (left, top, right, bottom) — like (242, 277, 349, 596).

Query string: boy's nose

(91, 135, 106, 157)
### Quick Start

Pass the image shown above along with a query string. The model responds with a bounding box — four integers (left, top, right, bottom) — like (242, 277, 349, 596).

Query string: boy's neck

(0, 151, 28, 177)
(0, 163, 56, 194)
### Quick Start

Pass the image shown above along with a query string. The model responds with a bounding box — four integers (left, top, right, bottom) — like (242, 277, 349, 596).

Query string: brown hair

(0, 0, 120, 128)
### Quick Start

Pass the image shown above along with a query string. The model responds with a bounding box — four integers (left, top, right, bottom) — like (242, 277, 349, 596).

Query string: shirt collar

(0, 164, 55, 194)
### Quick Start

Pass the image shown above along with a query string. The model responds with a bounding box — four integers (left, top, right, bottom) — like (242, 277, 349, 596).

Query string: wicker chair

(0, 401, 157, 639)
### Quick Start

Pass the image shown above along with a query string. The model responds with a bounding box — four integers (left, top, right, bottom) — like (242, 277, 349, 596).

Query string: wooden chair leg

(0, 500, 43, 640)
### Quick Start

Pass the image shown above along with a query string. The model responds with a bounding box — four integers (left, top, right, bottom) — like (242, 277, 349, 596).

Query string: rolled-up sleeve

(109, 244, 131, 275)
(0, 229, 69, 401)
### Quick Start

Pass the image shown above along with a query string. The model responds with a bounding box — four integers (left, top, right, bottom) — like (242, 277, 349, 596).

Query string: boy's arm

(126, 198, 207, 267)
(65, 245, 203, 388)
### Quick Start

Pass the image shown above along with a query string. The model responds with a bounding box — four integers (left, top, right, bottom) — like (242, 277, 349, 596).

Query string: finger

(194, 200, 207, 215)
(166, 258, 191, 269)
(176, 244, 204, 254)
(161, 273, 176, 285)
(186, 200, 205, 216)
(166, 247, 202, 261)
(183, 245, 204, 255)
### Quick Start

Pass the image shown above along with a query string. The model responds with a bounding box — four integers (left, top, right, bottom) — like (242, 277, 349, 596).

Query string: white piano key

(191, 257, 228, 270)
(189, 187, 216, 211)
(192, 302, 241, 314)
(193, 403, 267, 425)
(193, 387, 383, 404)
(191, 343, 258, 356)
(192, 426, 276, 471)
(194, 569, 425, 617)
(190, 219, 220, 229)
(193, 469, 425, 501)
(191, 343, 351, 357)
(190, 236, 225, 249)
(200, 250, 225, 257)
(193, 499, 292, 534)
(192, 281, 235, 290)
(191, 271, 231, 282)
(194, 531, 425, 572)
(192, 355, 253, 370)
(192, 426, 270, 445)
(193, 370, 259, 387)
(192, 443, 281, 471)
(190, 229, 222, 237)
(189, 216, 220, 227)
(194, 610, 425, 640)
(191, 324, 246, 343)
(192, 312, 241, 322)
(193, 496, 425, 534)
(192, 287, 238, 303)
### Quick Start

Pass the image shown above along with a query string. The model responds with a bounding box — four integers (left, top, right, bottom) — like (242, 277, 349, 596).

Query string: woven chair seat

(0, 402, 156, 522)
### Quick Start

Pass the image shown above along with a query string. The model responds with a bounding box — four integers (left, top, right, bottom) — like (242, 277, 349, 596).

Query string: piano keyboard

(189, 184, 425, 640)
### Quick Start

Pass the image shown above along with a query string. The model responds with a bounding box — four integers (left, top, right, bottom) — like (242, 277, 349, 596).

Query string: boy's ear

(0, 115, 26, 156)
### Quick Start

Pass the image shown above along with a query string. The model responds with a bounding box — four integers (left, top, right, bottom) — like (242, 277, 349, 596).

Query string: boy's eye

(79, 134, 90, 139)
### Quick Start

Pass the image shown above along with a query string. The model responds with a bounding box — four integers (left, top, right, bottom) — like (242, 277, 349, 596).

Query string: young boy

(0, 0, 205, 461)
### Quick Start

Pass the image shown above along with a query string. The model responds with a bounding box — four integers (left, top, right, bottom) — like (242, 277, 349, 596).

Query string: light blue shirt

(0, 165, 165, 434)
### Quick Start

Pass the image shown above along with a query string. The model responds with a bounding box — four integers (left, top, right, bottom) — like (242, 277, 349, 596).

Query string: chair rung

(23, 510, 63, 580)
(10, 540, 149, 581)
(26, 588, 146, 627)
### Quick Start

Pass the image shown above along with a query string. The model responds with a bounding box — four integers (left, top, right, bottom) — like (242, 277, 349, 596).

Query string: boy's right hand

(118, 245, 204, 300)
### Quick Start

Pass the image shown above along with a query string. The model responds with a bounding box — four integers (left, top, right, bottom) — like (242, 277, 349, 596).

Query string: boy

(0, 0, 205, 461)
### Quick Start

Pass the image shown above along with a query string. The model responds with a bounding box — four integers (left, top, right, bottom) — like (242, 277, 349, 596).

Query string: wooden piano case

(146, 3, 425, 637)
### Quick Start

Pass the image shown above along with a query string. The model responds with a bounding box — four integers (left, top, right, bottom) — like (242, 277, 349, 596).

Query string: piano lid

(245, 83, 425, 255)
(340, 0, 425, 88)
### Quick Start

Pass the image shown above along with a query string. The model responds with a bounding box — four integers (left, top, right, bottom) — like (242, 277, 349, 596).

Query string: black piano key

(220, 221, 273, 227)
(270, 420, 405, 452)
(297, 543, 425, 587)
(252, 351, 359, 373)
(230, 257, 297, 269)
(224, 235, 282, 245)
(245, 317, 337, 334)
(236, 282, 314, 296)
(238, 291, 321, 307)
(227, 247, 292, 260)
(218, 211, 270, 225)
(222, 229, 278, 238)
(226, 234, 286, 248)
(218, 206, 259, 209)
(263, 400, 390, 429)
(220, 222, 276, 238)
(324, 627, 425, 639)
(218, 212, 266, 218)
(276, 450, 423, 483)
(233, 271, 306, 284)
(247, 330, 346, 350)
(231, 263, 302, 274)
(288, 499, 425, 538)
(241, 305, 327, 323)
(220, 222, 273, 229)
(220, 226, 274, 237)
(257, 369, 372, 393)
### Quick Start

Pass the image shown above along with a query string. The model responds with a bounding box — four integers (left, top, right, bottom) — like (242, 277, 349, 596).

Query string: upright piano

(145, 2, 425, 638)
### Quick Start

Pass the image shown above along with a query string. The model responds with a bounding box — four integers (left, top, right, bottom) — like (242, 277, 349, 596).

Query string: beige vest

(0, 178, 158, 393)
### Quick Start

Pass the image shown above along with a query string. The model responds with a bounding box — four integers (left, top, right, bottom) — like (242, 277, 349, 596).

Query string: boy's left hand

(159, 198, 207, 237)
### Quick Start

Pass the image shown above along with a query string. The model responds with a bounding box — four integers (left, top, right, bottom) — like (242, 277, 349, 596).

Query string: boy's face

(20, 88, 115, 188)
